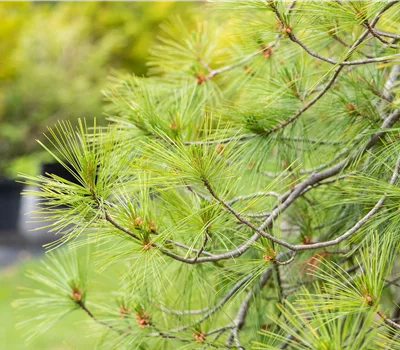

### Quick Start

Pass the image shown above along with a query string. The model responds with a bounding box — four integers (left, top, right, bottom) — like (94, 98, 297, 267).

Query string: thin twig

(193, 230, 210, 262)
(76, 300, 123, 334)
(105, 211, 141, 241)
(264, 66, 344, 135)
(205, 42, 277, 81)
(373, 28, 400, 40)
(378, 311, 400, 331)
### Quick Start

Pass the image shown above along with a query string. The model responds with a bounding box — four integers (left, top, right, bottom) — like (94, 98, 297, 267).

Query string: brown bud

(363, 294, 374, 306)
(135, 311, 150, 328)
(196, 73, 206, 85)
(282, 25, 292, 34)
(142, 239, 154, 252)
(263, 248, 277, 261)
(71, 288, 82, 301)
(134, 217, 143, 226)
(346, 102, 356, 111)
(119, 305, 131, 318)
(216, 144, 225, 154)
(193, 332, 206, 343)
(260, 45, 273, 59)
(149, 220, 157, 232)
(263, 255, 276, 262)
(243, 65, 255, 76)
(302, 236, 312, 245)
(169, 121, 177, 130)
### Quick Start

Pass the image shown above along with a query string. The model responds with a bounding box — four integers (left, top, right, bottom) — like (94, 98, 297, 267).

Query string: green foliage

(16, 1, 400, 349)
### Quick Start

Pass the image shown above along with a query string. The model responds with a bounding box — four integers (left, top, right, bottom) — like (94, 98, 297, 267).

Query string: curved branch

(226, 263, 278, 346)
(275, 251, 297, 265)
(155, 109, 400, 264)
(291, 155, 400, 251)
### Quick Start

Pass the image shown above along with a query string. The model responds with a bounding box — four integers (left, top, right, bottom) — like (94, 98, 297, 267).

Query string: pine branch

(269, 0, 400, 66)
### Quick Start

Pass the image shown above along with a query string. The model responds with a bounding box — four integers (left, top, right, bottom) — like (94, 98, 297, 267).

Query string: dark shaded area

(0, 179, 23, 232)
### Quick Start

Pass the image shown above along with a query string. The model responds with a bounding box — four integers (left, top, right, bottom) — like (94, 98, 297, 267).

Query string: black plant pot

(0, 179, 24, 233)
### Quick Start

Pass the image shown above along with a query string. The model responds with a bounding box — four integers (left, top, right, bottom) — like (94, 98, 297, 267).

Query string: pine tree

(16, 1, 400, 349)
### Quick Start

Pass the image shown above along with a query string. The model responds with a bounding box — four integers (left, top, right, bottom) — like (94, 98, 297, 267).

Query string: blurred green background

(0, 1, 200, 178)
(0, 2, 200, 349)
(1, 259, 97, 349)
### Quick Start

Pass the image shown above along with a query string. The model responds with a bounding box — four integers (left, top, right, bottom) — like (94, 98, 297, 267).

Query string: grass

(0, 256, 97, 350)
